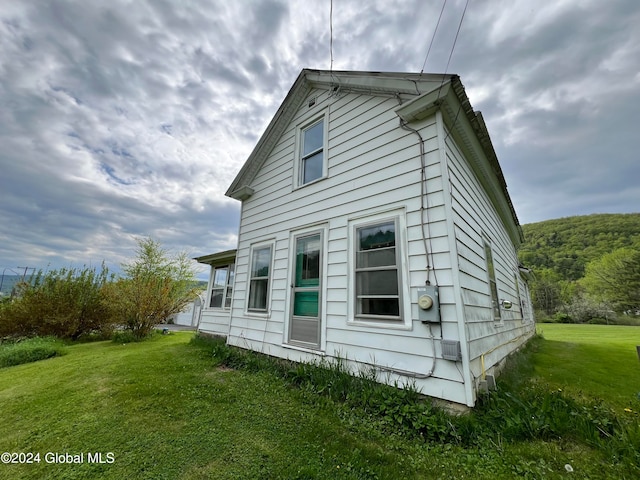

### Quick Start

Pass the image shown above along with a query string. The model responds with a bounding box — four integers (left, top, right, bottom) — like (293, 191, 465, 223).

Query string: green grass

(0, 330, 638, 479)
(0, 337, 66, 368)
(535, 324, 640, 410)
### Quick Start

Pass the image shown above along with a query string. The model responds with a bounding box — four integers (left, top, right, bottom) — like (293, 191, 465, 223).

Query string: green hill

(519, 213, 640, 281)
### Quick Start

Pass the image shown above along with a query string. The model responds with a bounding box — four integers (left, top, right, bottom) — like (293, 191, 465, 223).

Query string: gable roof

(226, 69, 523, 244)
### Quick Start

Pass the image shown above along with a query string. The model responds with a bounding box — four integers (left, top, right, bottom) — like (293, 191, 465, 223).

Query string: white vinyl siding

(444, 120, 535, 401)
(227, 83, 508, 407)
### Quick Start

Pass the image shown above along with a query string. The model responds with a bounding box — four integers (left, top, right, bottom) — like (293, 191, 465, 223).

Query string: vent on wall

(307, 96, 316, 108)
(442, 340, 462, 361)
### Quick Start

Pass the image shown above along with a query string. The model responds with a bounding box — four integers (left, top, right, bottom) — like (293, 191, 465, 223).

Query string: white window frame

(348, 209, 412, 330)
(208, 263, 235, 309)
(514, 272, 523, 318)
(483, 237, 503, 325)
(246, 242, 274, 314)
(293, 111, 328, 188)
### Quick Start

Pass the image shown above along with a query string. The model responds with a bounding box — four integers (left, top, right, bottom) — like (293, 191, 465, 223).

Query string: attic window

(299, 117, 325, 185)
(307, 96, 316, 108)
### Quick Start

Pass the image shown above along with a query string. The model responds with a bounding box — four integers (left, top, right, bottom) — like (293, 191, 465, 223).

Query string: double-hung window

(209, 264, 234, 308)
(299, 118, 324, 185)
(248, 245, 273, 312)
(355, 219, 402, 320)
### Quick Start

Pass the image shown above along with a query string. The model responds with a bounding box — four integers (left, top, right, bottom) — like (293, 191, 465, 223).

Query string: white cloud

(0, 0, 638, 273)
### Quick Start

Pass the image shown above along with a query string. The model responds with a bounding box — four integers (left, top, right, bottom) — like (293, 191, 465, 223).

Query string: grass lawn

(535, 324, 640, 411)
(0, 330, 638, 479)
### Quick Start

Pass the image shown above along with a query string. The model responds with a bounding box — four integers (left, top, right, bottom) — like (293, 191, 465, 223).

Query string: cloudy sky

(1, 0, 638, 278)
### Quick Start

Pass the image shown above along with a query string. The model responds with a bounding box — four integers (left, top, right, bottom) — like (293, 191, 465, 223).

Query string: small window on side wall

(210, 264, 234, 308)
(248, 245, 273, 312)
(483, 239, 501, 323)
(299, 118, 325, 185)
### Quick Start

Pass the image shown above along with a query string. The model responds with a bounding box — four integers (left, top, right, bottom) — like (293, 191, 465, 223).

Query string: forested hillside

(519, 213, 640, 281)
(518, 213, 640, 323)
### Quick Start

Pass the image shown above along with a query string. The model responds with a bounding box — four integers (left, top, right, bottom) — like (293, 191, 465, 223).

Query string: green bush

(553, 312, 572, 323)
(111, 330, 150, 344)
(0, 265, 115, 340)
(0, 336, 66, 368)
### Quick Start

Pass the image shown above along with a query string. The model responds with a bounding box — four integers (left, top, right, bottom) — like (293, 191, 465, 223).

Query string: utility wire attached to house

(328, 0, 340, 93)
(436, 0, 471, 144)
(419, 0, 448, 78)
(436, 0, 470, 97)
(329, 0, 334, 73)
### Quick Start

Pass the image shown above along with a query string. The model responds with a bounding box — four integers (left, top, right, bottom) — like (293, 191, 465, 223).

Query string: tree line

(0, 238, 200, 340)
(519, 213, 640, 323)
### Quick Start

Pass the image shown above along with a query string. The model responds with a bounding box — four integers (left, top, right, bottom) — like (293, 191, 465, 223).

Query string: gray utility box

(417, 285, 441, 323)
(442, 340, 462, 361)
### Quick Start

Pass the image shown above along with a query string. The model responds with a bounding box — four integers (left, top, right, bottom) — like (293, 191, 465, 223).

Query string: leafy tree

(104, 238, 199, 338)
(582, 248, 640, 313)
(530, 268, 563, 316)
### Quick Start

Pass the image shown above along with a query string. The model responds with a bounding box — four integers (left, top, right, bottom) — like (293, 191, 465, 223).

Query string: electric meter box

(417, 285, 441, 323)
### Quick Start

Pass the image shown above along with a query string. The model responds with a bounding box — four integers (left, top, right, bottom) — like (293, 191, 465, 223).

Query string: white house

(195, 69, 535, 408)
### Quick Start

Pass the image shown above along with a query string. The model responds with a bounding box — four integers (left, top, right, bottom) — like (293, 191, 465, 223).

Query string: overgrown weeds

(192, 334, 640, 469)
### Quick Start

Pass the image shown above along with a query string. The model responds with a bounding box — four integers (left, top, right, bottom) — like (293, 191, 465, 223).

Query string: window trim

(483, 237, 502, 324)
(293, 112, 328, 188)
(246, 242, 274, 314)
(208, 263, 235, 309)
(514, 272, 523, 318)
(286, 227, 326, 350)
(347, 210, 412, 330)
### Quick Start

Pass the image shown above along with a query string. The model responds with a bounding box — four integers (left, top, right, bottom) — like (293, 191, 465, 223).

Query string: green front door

(290, 233, 321, 348)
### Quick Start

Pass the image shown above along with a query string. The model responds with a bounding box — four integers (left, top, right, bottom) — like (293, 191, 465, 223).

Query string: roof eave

(225, 70, 312, 199)
(396, 78, 523, 245)
(194, 249, 237, 265)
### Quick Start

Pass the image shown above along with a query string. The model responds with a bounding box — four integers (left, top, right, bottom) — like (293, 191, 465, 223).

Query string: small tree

(104, 238, 199, 338)
(530, 268, 564, 316)
(559, 291, 615, 324)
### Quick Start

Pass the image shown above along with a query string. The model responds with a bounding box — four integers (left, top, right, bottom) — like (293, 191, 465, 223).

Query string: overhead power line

(419, 0, 448, 76)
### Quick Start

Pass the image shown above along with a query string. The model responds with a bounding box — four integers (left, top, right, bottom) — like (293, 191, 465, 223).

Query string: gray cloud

(1, 0, 638, 278)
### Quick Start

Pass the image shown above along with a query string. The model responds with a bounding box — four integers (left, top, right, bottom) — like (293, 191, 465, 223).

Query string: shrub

(558, 292, 616, 324)
(553, 312, 571, 323)
(0, 265, 115, 340)
(111, 330, 146, 344)
(0, 336, 66, 368)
